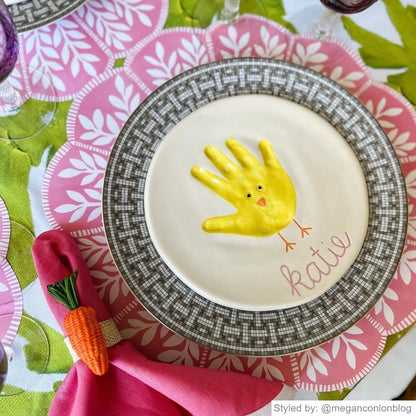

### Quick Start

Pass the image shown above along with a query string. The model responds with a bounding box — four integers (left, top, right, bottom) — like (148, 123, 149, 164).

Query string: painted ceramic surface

(31, 5, 416, 390)
(143, 95, 370, 311)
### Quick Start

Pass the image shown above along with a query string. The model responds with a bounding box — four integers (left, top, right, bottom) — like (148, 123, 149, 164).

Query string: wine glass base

(0, 66, 57, 141)
(181, 0, 267, 28)
(0, 314, 50, 396)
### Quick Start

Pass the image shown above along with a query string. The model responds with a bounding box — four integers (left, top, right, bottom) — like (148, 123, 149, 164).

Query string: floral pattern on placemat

(37, 10, 416, 391)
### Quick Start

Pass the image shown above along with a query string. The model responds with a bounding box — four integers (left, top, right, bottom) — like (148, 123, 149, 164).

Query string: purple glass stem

(0, 0, 19, 83)
(320, 0, 379, 14)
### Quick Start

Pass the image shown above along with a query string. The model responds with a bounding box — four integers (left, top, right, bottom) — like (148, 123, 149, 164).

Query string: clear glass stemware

(0, 313, 50, 396)
(0, 0, 56, 141)
(313, 0, 379, 40)
(181, 0, 267, 28)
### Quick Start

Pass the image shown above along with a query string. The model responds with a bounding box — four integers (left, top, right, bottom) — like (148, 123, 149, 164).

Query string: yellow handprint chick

(191, 139, 311, 251)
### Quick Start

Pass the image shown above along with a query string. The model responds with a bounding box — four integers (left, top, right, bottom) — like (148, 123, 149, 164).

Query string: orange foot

(293, 219, 312, 238)
(278, 233, 296, 252)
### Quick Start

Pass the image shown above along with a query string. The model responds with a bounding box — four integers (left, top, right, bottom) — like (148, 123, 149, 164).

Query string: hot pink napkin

(32, 230, 287, 416)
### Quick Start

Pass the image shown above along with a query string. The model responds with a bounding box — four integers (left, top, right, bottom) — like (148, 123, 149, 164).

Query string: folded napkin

(32, 230, 287, 416)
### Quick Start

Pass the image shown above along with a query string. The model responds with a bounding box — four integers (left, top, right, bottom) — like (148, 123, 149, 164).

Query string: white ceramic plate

(145, 94, 369, 311)
(103, 58, 407, 355)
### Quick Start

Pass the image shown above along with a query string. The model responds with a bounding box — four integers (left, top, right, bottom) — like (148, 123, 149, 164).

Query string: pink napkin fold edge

(32, 230, 110, 335)
(32, 230, 287, 416)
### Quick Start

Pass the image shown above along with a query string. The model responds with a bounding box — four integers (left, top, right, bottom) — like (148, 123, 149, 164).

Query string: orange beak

(257, 197, 266, 207)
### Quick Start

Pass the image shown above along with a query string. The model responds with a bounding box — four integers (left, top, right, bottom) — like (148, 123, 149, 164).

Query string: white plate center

(145, 94, 369, 311)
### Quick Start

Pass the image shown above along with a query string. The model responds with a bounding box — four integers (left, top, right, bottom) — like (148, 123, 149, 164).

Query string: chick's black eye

(246, 193, 252, 198)
(257, 185, 263, 191)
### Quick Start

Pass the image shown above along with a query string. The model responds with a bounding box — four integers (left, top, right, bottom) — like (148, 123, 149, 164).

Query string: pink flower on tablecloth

(41, 16, 416, 393)
(246, 357, 287, 383)
(17, 0, 167, 100)
(75, 0, 167, 57)
(290, 40, 328, 71)
(68, 69, 147, 149)
(158, 335, 202, 367)
(365, 96, 404, 129)
(43, 142, 108, 231)
(21, 17, 111, 100)
(387, 129, 416, 158)
(128, 29, 209, 91)
(120, 311, 171, 347)
(396, 250, 416, 286)
(207, 16, 290, 61)
(407, 169, 416, 199)
(7, 62, 24, 97)
(253, 25, 288, 60)
(294, 317, 385, 390)
(358, 82, 416, 165)
(408, 204, 416, 240)
(288, 35, 368, 95)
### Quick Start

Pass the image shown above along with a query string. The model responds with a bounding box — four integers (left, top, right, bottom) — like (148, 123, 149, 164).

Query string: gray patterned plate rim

(102, 58, 408, 356)
(8, 0, 87, 33)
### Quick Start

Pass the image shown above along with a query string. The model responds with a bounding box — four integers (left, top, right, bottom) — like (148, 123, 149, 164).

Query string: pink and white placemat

(13, 0, 415, 391)
(0, 198, 23, 347)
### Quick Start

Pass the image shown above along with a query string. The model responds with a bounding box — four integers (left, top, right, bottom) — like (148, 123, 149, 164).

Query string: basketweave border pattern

(9, 0, 85, 32)
(102, 58, 408, 356)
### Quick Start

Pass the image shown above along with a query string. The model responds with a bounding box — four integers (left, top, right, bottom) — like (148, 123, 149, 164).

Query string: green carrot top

(47, 270, 80, 311)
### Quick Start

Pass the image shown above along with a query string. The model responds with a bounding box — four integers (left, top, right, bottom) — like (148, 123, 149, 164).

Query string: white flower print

(23, 27, 66, 92)
(373, 287, 399, 326)
(396, 250, 416, 285)
(79, 75, 140, 146)
(109, 75, 141, 123)
(55, 188, 102, 223)
(247, 357, 284, 381)
(23, 20, 100, 92)
(332, 326, 367, 370)
(113, 0, 155, 27)
(145, 41, 182, 86)
(79, 109, 120, 147)
(58, 151, 106, 188)
(77, 0, 132, 50)
(253, 26, 286, 59)
(406, 169, 416, 199)
(387, 128, 416, 158)
(208, 350, 245, 372)
(8, 66, 23, 93)
(78, 234, 113, 265)
(325, 66, 364, 89)
(157, 335, 200, 366)
(52, 19, 100, 78)
(365, 97, 403, 129)
(291, 42, 327, 72)
(178, 35, 209, 70)
(408, 204, 416, 240)
(300, 346, 331, 382)
(119, 312, 169, 345)
(219, 26, 252, 58)
(78, 234, 130, 303)
(91, 265, 129, 303)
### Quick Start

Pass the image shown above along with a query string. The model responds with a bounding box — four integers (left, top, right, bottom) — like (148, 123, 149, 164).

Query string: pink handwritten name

(280, 232, 352, 297)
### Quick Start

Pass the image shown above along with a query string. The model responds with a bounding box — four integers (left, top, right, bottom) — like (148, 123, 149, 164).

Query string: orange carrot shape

(47, 270, 109, 376)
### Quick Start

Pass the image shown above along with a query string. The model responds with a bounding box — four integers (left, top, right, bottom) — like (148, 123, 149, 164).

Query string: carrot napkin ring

(47, 270, 121, 376)
(64, 318, 122, 364)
